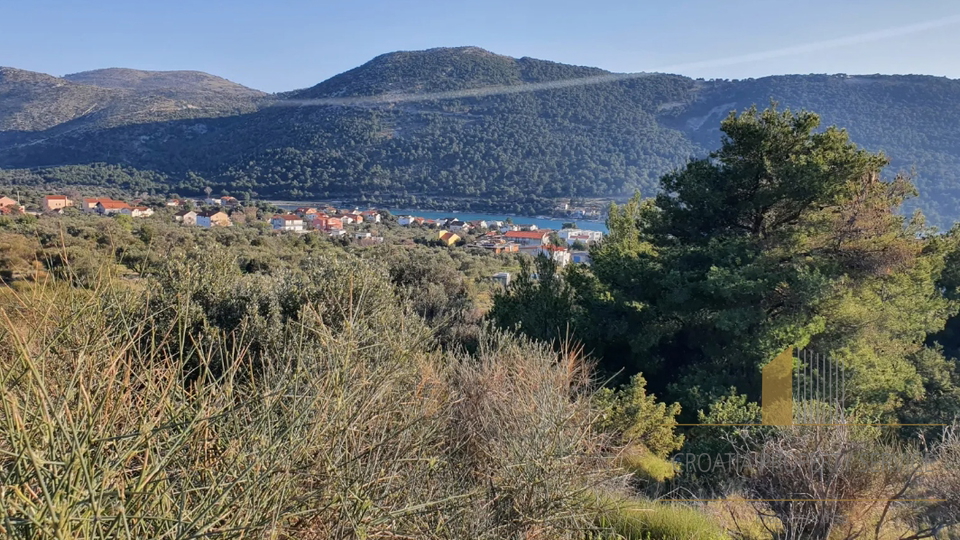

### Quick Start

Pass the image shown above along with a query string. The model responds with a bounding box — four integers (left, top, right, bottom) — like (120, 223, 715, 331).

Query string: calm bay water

(275, 203, 608, 233)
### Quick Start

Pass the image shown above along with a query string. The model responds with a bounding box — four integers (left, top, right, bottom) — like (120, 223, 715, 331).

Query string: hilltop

(0, 65, 264, 135)
(3, 47, 960, 225)
(63, 68, 265, 98)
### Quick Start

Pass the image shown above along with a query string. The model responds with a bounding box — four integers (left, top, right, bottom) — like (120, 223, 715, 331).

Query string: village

(0, 194, 603, 273)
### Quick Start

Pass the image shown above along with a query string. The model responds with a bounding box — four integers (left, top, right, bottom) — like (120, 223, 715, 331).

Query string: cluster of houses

(168, 196, 245, 228)
(167, 196, 242, 208)
(2, 194, 602, 264)
(552, 202, 605, 221)
(78, 197, 156, 217)
(0, 193, 245, 227)
(268, 207, 382, 235)
(395, 214, 602, 265)
(173, 209, 233, 228)
(0, 195, 157, 217)
(471, 229, 599, 266)
(396, 215, 522, 233)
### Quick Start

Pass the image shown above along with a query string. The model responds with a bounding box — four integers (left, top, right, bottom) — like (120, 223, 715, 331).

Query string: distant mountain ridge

(63, 68, 265, 97)
(286, 46, 609, 99)
(3, 47, 960, 225)
(0, 66, 264, 134)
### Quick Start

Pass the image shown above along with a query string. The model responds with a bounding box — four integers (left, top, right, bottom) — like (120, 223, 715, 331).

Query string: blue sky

(2, 0, 958, 92)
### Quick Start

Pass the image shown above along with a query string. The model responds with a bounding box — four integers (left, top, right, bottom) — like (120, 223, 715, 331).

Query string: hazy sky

(2, 0, 959, 92)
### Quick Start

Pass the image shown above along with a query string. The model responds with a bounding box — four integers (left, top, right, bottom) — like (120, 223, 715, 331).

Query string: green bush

(595, 374, 684, 458)
(619, 448, 678, 483)
(596, 497, 729, 540)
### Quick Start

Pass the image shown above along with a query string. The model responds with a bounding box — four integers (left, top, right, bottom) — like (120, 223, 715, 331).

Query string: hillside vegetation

(3, 47, 960, 225)
(6, 105, 960, 538)
(63, 68, 265, 98)
(0, 65, 263, 136)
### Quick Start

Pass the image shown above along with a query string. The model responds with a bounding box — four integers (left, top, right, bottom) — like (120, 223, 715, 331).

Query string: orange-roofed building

(42, 195, 73, 212)
(82, 198, 119, 212)
(503, 230, 551, 246)
(312, 216, 343, 231)
(96, 200, 131, 215)
(437, 230, 461, 246)
(295, 207, 319, 217)
(271, 214, 305, 231)
(361, 210, 382, 223)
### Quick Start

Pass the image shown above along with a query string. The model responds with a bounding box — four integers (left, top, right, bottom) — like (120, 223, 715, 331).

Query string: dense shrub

(0, 254, 622, 539)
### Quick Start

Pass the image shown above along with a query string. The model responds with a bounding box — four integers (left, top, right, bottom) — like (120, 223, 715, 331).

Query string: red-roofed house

(271, 214, 305, 231)
(295, 207, 319, 218)
(42, 195, 73, 212)
(437, 230, 461, 246)
(312, 216, 343, 231)
(504, 230, 551, 247)
(83, 198, 123, 212)
(96, 200, 132, 215)
(335, 213, 363, 225)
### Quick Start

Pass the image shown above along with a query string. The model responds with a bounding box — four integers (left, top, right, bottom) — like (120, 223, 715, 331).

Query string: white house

(521, 244, 571, 266)
(129, 206, 154, 218)
(558, 229, 604, 245)
(97, 200, 132, 215)
(504, 230, 551, 247)
(271, 214, 305, 231)
(448, 220, 470, 232)
(175, 210, 198, 225)
(397, 216, 416, 226)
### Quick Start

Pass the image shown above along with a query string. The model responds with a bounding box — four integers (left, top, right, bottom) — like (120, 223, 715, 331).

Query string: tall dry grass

(0, 253, 623, 539)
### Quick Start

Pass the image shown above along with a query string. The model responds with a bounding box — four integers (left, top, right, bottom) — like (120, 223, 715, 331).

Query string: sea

(274, 204, 609, 233)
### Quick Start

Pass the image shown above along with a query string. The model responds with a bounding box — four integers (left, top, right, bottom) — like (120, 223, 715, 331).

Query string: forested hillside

(3, 47, 960, 225)
(670, 74, 960, 224)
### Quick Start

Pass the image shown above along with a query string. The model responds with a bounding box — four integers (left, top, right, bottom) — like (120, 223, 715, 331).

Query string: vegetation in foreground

(5, 105, 960, 538)
(0, 252, 620, 538)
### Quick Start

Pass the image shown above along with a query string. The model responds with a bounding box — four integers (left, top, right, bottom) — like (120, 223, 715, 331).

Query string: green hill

(3, 47, 960, 225)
